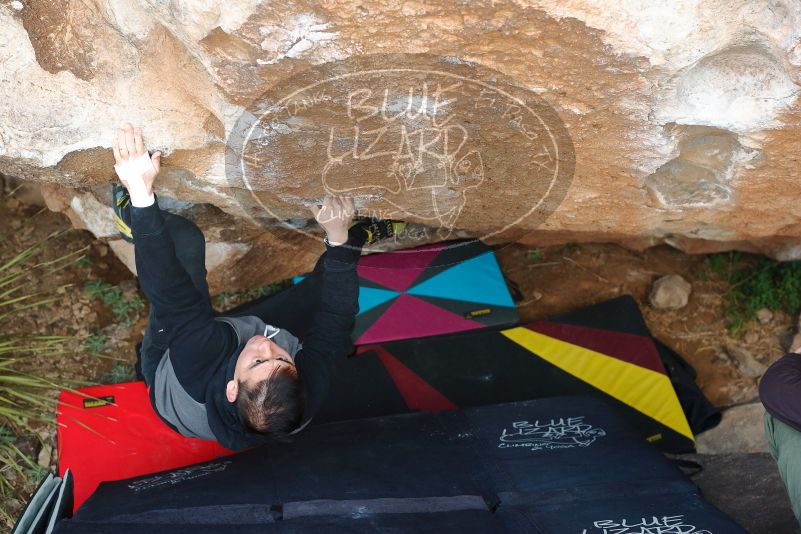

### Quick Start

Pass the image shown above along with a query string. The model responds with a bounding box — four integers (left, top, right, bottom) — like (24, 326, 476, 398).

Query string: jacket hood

(205, 317, 303, 451)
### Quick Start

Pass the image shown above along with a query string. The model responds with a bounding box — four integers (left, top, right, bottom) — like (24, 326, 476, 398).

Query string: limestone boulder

(2, 0, 801, 291)
(649, 274, 692, 310)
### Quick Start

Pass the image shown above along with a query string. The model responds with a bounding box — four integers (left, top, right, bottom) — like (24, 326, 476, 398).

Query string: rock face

(2, 1, 801, 291)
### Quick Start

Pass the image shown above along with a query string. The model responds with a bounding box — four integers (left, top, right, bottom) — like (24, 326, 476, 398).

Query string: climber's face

(225, 335, 296, 402)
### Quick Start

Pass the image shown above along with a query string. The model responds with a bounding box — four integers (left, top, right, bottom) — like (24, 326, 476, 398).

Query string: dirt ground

(0, 188, 148, 523)
(0, 185, 794, 527)
(0, 192, 146, 384)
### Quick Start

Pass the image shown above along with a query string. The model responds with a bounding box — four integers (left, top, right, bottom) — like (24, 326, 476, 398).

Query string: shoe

(112, 183, 134, 243)
(351, 218, 407, 246)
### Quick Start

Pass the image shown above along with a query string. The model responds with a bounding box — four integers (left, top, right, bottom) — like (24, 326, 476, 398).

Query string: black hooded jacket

(131, 199, 358, 450)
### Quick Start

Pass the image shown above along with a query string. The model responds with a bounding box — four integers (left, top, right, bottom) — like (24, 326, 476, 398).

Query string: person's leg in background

(764, 411, 801, 525)
(137, 211, 211, 386)
(223, 223, 369, 341)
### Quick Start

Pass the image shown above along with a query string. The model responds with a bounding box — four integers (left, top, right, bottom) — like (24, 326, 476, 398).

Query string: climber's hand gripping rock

(112, 122, 162, 208)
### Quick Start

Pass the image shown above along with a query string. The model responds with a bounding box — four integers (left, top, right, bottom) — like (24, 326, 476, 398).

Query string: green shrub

(705, 252, 801, 334)
(75, 256, 93, 268)
(84, 334, 106, 354)
(84, 280, 144, 327)
(102, 363, 135, 384)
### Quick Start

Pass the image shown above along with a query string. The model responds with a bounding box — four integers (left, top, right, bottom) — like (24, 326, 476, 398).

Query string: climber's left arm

(292, 196, 360, 429)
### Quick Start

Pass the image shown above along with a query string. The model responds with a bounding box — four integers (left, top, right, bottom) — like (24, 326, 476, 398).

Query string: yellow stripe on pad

(501, 327, 694, 441)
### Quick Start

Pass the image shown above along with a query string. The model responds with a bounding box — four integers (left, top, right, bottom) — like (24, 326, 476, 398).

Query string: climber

(759, 344, 801, 525)
(110, 122, 405, 450)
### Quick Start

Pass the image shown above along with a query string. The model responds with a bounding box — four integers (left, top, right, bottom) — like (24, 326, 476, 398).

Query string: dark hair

(235, 365, 302, 440)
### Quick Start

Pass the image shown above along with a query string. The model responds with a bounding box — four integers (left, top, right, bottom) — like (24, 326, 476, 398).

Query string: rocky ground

(0, 184, 797, 530)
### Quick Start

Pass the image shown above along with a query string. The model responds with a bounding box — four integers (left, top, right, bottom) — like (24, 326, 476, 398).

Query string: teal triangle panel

(358, 286, 401, 315)
(407, 251, 515, 307)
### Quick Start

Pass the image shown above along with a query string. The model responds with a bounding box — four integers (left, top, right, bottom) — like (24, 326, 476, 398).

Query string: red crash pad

(57, 381, 233, 512)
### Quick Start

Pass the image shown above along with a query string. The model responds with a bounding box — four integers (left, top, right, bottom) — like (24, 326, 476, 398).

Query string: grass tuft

(83, 334, 107, 354)
(0, 231, 89, 522)
(84, 280, 144, 327)
(705, 251, 801, 334)
(102, 363, 135, 384)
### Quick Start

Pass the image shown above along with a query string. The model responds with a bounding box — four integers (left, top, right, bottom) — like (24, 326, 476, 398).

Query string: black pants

(137, 212, 364, 384)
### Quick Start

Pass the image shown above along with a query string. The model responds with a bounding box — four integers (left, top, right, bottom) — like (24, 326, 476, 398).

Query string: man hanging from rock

(110, 122, 405, 450)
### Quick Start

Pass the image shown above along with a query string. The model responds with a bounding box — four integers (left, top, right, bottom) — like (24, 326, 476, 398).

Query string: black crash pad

(55, 396, 742, 533)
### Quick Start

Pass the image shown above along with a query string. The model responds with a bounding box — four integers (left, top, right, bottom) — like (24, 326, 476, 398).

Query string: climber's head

(226, 334, 302, 439)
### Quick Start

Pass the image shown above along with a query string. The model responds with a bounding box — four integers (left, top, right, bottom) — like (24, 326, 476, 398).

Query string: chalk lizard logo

(498, 417, 606, 451)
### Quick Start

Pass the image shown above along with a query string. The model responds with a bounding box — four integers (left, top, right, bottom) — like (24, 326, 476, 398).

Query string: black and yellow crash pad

(315, 295, 718, 453)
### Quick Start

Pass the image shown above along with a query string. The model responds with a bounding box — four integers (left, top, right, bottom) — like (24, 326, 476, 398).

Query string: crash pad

(315, 296, 711, 454)
(57, 382, 233, 512)
(295, 239, 520, 344)
(54, 396, 744, 533)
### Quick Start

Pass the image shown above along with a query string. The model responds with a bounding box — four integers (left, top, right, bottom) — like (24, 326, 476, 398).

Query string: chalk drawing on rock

(225, 53, 575, 253)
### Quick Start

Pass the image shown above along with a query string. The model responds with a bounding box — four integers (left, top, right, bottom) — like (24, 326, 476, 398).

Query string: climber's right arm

(113, 123, 219, 345)
(130, 200, 218, 337)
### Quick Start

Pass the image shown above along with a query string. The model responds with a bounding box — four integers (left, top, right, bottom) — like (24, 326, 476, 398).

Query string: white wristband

(114, 153, 155, 207)
(324, 236, 346, 247)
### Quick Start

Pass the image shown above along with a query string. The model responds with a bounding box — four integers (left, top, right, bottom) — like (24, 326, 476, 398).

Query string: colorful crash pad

(57, 382, 233, 512)
(295, 239, 520, 344)
(315, 295, 705, 453)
